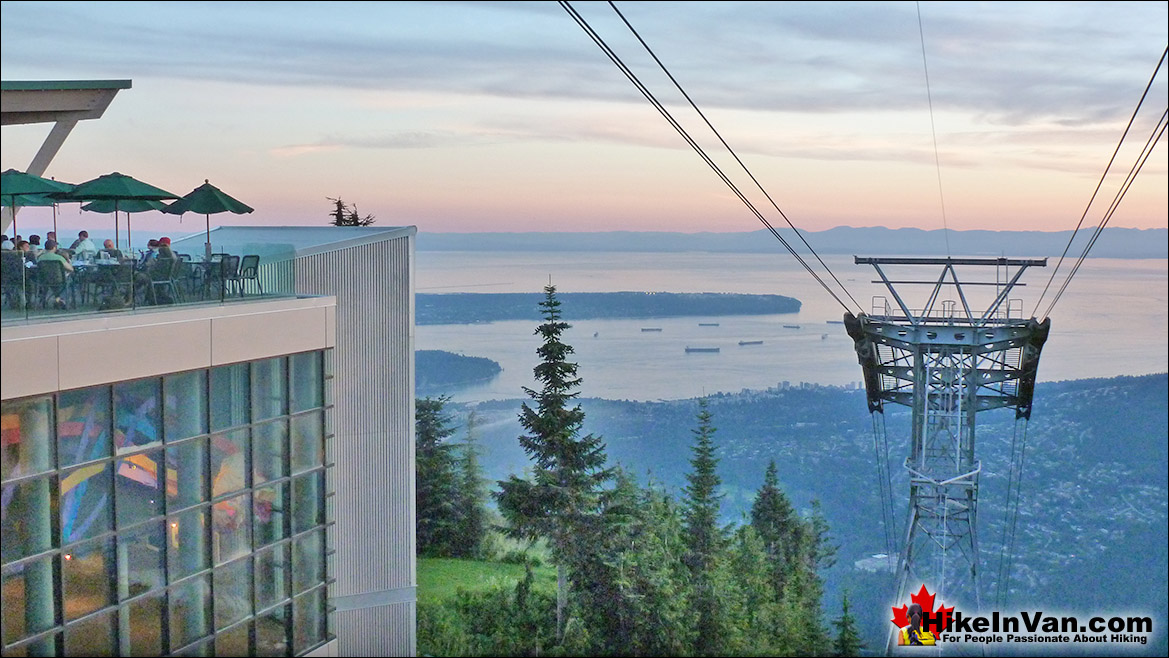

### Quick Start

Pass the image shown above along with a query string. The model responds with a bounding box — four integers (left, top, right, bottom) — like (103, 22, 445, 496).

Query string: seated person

(100, 239, 123, 259)
(16, 240, 35, 263)
(138, 239, 160, 270)
(27, 234, 43, 258)
(157, 236, 176, 261)
(35, 239, 74, 309)
(35, 240, 74, 273)
(1, 235, 13, 250)
(69, 230, 98, 257)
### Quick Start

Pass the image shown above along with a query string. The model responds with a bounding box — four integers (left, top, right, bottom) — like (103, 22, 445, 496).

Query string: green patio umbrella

(81, 199, 170, 252)
(59, 172, 179, 255)
(163, 180, 254, 260)
(1, 168, 74, 236)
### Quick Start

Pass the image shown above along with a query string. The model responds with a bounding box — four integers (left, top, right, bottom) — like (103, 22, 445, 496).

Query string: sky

(2, 1, 1167, 237)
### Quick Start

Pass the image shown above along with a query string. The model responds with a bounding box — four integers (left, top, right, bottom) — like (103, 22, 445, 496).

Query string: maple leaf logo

(890, 584, 954, 630)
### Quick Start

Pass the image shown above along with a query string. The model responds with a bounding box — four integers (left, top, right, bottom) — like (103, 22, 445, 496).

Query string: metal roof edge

(295, 225, 416, 258)
(1, 79, 133, 91)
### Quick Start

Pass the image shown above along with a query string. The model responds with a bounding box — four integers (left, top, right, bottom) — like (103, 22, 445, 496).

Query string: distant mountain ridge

(418, 226, 1168, 258)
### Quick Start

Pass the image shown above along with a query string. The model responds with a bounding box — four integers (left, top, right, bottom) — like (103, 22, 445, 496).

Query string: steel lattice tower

(843, 257, 1050, 654)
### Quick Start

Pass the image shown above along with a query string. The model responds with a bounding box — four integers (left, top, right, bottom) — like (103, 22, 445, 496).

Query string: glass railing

(1, 247, 298, 324)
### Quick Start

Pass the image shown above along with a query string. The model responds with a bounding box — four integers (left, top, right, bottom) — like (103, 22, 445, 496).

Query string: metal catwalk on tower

(843, 257, 1050, 654)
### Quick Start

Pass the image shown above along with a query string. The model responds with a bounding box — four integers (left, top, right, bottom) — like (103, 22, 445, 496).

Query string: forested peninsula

(417, 291, 801, 325)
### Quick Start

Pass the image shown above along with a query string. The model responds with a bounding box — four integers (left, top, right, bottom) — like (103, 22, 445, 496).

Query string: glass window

(0, 352, 328, 654)
(2, 557, 56, 644)
(252, 419, 287, 485)
(167, 438, 207, 513)
(210, 363, 250, 431)
(1, 476, 54, 563)
(115, 378, 161, 453)
(60, 462, 113, 544)
(254, 545, 289, 613)
(290, 411, 323, 475)
(213, 493, 251, 565)
(291, 472, 322, 536)
(216, 620, 251, 656)
(126, 592, 165, 656)
(253, 482, 286, 548)
(164, 370, 208, 442)
(251, 357, 287, 422)
(57, 387, 111, 468)
(117, 449, 165, 527)
(289, 351, 322, 413)
(168, 507, 209, 582)
(64, 609, 117, 656)
(291, 530, 324, 594)
(118, 520, 165, 598)
(169, 573, 212, 650)
(215, 558, 253, 630)
(210, 429, 249, 499)
(63, 536, 115, 621)
(255, 604, 290, 657)
(2, 396, 54, 480)
(293, 587, 326, 654)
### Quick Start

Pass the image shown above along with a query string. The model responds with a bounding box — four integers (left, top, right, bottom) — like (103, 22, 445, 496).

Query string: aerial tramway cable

(1032, 47, 1168, 319)
(1041, 111, 1167, 319)
(916, 1, 952, 259)
(995, 417, 1030, 609)
(604, 1, 863, 313)
(559, 1, 859, 314)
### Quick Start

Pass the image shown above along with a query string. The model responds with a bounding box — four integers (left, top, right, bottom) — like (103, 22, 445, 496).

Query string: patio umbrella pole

(206, 213, 212, 261)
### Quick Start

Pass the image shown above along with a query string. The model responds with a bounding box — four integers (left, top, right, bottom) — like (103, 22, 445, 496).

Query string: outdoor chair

(92, 264, 134, 310)
(1, 251, 29, 309)
(149, 257, 183, 305)
(238, 254, 262, 295)
(211, 255, 240, 299)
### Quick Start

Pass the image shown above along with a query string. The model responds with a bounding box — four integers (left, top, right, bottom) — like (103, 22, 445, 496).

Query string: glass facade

(0, 351, 332, 656)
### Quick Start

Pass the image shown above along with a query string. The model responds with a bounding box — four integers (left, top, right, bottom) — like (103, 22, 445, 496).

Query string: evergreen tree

(495, 285, 612, 640)
(682, 399, 729, 656)
(783, 499, 835, 655)
(750, 459, 802, 590)
(574, 470, 692, 656)
(326, 196, 376, 226)
(416, 396, 460, 556)
(726, 524, 788, 656)
(452, 410, 489, 558)
(832, 591, 864, 657)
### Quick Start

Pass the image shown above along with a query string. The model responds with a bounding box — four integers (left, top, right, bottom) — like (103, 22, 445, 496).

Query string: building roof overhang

(1, 79, 131, 126)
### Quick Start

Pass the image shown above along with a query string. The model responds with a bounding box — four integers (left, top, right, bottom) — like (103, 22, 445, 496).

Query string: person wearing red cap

(157, 237, 175, 261)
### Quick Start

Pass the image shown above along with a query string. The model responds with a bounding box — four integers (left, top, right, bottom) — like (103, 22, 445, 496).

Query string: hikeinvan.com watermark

(890, 584, 1155, 648)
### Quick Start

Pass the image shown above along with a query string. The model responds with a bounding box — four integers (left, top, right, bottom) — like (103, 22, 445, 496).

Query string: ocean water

(415, 251, 1168, 402)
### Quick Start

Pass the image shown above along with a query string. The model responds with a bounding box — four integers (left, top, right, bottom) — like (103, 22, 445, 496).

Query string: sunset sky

(2, 1, 1166, 236)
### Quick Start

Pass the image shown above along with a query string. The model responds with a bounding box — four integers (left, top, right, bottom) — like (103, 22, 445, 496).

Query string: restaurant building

(2, 81, 417, 656)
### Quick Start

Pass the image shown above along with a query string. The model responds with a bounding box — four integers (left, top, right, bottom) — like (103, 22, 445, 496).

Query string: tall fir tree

(452, 410, 489, 558)
(495, 285, 612, 640)
(832, 591, 864, 657)
(415, 396, 460, 556)
(682, 399, 729, 656)
(750, 459, 803, 592)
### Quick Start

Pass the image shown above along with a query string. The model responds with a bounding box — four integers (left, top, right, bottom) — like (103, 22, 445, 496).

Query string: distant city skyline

(2, 1, 1166, 237)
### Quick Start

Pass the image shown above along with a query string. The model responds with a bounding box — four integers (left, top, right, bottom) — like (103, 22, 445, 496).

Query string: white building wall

(292, 230, 416, 656)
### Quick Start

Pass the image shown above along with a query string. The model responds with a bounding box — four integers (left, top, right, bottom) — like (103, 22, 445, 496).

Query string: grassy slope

(418, 557, 557, 605)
